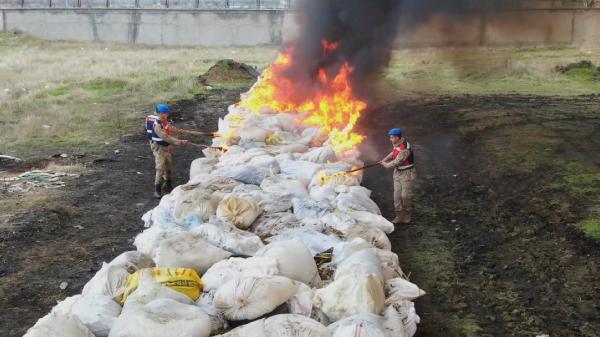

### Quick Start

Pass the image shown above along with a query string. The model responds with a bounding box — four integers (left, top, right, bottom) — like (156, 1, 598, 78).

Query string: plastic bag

(256, 238, 321, 286)
(155, 232, 232, 273)
(213, 276, 298, 321)
(109, 299, 211, 337)
(216, 196, 262, 229)
(121, 268, 203, 303)
(52, 295, 121, 337)
(24, 312, 95, 337)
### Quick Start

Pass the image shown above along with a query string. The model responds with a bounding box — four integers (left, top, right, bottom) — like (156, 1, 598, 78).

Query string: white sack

(328, 314, 386, 337)
(24, 312, 95, 337)
(299, 146, 336, 163)
(260, 175, 309, 199)
(109, 299, 211, 337)
(277, 143, 310, 154)
(377, 250, 404, 281)
(332, 238, 374, 266)
(321, 212, 356, 234)
(286, 282, 315, 317)
(213, 276, 298, 321)
(292, 197, 334, 220)
(256, 238, 320, 286)
(191, 218, 264, 257)
(309, 185, 338, 205)
(133, 225, 183, 258)
(268, 228, 342, 256)
(385, 278, 426, 304)
(248, 155, 281, 173)
(108, 251, 155, 274)
(313, 274, 385, 322)
(334, 248, 384, 281)
(52, 295, 121, 337)
(196, 290, 228, 333)
(215, 319, 267, 337)
(258, 194, 293, 214)
(190, 158, 218, 180)
(174, 187, 218, 224)
(239, 126, 270, 143)
(216, 196, 261, 229)
(265, 314, 331, 337)
(336, 187, 381, 215)
(345, 225, 392, 251)
(202, 176, 241, 193)
(82, 263, 129, 300)
(251, 212, 299, 238)
(280, 160, 323, 183)
(383, 303, 420, 337)
(214, 165, 268, 185)
(155, 232, 232, 273)
(201, 256, 279, 292)
(347, 210, 395, 234)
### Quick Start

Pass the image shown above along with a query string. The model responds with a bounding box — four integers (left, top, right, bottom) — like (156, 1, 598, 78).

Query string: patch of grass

(0, 32, 277, 153)
(575, 219, 600, 239)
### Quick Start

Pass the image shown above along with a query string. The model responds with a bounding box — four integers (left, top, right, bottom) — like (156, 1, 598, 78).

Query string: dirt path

(1, 92, 598, 337)
(362, 95, 600, 337)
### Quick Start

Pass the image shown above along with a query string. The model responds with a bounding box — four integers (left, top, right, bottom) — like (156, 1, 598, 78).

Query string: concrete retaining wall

(1, 8, 600, 47)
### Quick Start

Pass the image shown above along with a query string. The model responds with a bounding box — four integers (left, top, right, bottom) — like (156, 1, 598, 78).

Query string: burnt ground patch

(1, 92, 599, 337)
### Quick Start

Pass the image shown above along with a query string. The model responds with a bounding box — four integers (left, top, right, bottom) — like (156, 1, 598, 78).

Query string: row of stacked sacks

(24, 104, 426, 337)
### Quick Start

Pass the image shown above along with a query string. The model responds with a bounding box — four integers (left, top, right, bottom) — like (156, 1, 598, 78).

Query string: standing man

(145, 103, 195, 198)
(381, 128, 416, 225)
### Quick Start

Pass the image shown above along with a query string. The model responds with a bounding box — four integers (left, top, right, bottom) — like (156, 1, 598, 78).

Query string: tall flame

(239, 42, 366, 153)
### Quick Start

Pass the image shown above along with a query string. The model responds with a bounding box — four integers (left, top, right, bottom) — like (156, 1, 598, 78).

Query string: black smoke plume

(284, 0, 522, 98)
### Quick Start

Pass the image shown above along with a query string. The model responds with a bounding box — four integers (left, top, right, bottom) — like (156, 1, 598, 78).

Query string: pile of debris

(199, 59, 259, 86)
(25, 88, 424, 337)
(1, 170, 80, 193)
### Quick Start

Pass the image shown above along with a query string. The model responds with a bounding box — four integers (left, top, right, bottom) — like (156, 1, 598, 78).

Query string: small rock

(114, 150, 120, 154)
(136, 171, 143, 175)
(74, 225, 84, 230)
(60, 153, 68, 158)
(59, 281, 68, 290)
(451, 219, 457, 223)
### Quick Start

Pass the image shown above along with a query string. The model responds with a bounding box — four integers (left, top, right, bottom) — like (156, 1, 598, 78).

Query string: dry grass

(0, 33, 277, 153)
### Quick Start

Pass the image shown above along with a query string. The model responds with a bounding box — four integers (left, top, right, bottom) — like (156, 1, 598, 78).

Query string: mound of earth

(555, 60, 600, 81)
(199, 59, 259, 85)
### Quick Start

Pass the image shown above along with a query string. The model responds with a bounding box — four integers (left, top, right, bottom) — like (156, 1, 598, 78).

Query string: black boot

(153, 184, 162, 199)
(164, 179, 173, 194)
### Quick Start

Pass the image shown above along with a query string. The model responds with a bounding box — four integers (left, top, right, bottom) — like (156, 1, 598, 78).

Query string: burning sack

(216, 196, 262, 230)
(213, 275, 299, 321)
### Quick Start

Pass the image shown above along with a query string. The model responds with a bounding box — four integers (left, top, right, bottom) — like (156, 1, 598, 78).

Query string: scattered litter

(2, 170, 80, 193)
(59, 281, 69, 290)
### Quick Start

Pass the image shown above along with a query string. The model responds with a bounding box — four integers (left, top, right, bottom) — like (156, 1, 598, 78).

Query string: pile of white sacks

(25, 103, 425, 337)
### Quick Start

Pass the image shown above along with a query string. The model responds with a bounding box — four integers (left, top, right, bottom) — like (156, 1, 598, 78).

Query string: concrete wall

(0, 9, 297, 46)
(1, 8, 600, 47)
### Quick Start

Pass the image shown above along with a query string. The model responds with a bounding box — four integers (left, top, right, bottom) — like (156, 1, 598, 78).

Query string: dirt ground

(1, 90, 599, 337)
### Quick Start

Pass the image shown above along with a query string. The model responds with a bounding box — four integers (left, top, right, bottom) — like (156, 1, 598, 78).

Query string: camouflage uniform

(382, 137, 417, 224)
(147, 119, 185, 189)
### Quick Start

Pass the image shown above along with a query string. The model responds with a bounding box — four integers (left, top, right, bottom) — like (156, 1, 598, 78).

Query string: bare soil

(1, 91, 598, 337)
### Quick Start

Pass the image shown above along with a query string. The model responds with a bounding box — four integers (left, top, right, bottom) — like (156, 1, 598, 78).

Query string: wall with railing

(0, 0, 292, 9)
(1, 7, 599, 47)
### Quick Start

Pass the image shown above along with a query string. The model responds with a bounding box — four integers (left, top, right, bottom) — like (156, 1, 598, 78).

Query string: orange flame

(239, 46, 366, 153)
(322, 40, 339, 55)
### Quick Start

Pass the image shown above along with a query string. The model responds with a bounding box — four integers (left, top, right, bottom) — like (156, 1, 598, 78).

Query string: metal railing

(0, 0, 293, 9)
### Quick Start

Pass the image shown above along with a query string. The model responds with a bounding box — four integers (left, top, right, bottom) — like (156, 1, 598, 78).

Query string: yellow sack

(120, 268, 203, 304)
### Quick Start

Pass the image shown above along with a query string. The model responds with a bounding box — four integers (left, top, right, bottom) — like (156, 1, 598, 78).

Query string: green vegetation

(576, 219, 600, 239)
(0, 32, 277, 153)
(378, 47, 600, 100)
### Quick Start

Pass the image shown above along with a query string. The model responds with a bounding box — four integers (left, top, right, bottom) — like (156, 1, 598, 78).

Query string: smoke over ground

(285, 0, 523, 98)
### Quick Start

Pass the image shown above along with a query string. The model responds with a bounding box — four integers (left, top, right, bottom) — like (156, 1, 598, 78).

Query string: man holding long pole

(381, 128, 417, 225)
